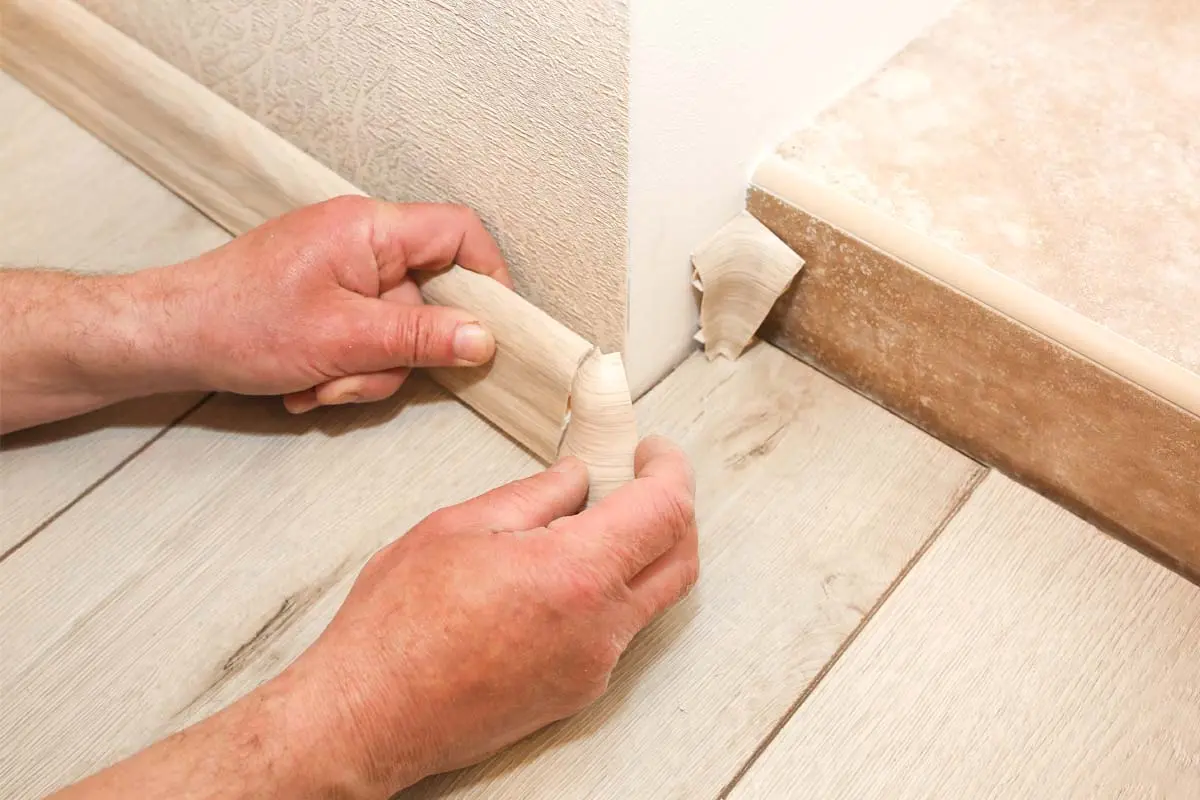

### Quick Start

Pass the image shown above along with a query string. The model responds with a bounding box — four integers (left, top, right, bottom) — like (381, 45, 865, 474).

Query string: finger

(634, 435, 696, 493)
(312, 369, 412, 405)
(335, 299, 496, 374)
(380, 278, 424, 306)
(370, 202, 513, 290)
(558, 436, 696, 582)
(432, 457, 590, 533)
(283, 389, 320, 414)
(284, 281, 421, 413)
(628, 526, 699, 629)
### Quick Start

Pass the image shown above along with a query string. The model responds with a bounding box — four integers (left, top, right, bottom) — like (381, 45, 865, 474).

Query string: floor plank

(728, 472, 1200, 799)
(0, 343, 982, 797)
(405, 345, 983, 798)
(0, 73, 230, 547)
(0, 379, 541, 797)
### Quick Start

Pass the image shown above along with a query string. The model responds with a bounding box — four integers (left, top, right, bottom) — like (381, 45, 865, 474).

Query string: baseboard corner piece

(691, 210, 804, 361)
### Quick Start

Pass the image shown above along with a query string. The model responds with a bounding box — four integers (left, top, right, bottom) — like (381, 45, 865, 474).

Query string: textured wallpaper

(80, 0, 630, 350)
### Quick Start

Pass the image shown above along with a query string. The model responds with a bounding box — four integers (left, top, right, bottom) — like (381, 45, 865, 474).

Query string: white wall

(625, 0, 962, 395)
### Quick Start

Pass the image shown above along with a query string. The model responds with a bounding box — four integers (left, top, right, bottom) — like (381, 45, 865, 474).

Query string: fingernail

(329, 391, 362, 405)
(453, 323, 494, 364)
(285, 397, 319, 414)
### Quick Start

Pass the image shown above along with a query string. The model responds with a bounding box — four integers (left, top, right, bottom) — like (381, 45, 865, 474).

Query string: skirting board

(1, 0, 638, 485)
(747, 172, 1200, 580)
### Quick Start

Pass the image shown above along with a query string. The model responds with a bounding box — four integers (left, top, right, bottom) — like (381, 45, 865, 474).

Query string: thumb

(432, 457, 590, 534)
(339, 298, 496, 373)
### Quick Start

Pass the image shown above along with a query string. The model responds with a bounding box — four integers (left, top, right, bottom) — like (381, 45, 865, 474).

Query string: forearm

(49, 677, 389, 800)
(0, 268, 196, 432)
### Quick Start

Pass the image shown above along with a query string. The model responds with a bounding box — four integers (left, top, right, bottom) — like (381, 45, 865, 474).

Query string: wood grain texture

(0, 344, 982, 797)
(750, 186, 1200, 580)
(0, 380, 541, 797)
(73, 0, 630, 352)
(692, 211, 803, 361)
(557, 351, 638, 503)
(419, 268, 592, 462)
(2, 0, 636, 477)
(2, 0, 367, 236)
(0, 73, 229, 550)
(729, 472, 1200, 798)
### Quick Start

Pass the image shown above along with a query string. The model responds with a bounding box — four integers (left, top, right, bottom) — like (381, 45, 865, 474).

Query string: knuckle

(452, 203, 482, 225)
(555, 562, 609, 608)
(326, 193, 376, 221)
(650, 483, 696, 540)
(420, 506, 460, 533)
(552, 555, 630, 617)
(384, 311, 440, 364)
(571, 635, 622, 704)
(312, 195, 376, 241)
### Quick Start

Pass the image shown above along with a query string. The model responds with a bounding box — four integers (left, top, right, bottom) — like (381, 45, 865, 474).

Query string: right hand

(271, 436, 699, 796)
(132, 196, 512, 413)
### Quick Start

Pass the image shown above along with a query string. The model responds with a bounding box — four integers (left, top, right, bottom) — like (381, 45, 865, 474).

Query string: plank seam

(714, 464, 991, 800)
(0, 393, 214, 565)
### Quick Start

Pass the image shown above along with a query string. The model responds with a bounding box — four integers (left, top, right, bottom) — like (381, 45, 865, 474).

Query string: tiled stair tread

(776, 0, 1199, 373)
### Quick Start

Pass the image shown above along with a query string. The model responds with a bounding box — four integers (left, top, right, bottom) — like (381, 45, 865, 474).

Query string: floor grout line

(0, 393, 215, 565)
(714, 465, 992, 800)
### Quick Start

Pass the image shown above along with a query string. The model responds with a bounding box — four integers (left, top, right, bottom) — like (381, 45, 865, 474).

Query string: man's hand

(0, 197, 510, 432)
(159, 196, 511, 413)
(53, 437, 699, 800)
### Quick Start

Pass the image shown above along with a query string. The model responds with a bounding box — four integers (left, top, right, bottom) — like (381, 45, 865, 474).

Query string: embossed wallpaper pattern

(79, 0, 630, 350)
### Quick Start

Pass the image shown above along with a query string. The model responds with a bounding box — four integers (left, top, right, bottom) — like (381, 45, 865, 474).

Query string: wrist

(0, 268, 201, 431)
(112, 265, 207, 394)
(248, 667, 426, 800)
(25, 267, 203, 398)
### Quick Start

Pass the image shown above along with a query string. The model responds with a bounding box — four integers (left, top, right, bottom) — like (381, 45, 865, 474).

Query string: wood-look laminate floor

(3, 75, 1198, 800)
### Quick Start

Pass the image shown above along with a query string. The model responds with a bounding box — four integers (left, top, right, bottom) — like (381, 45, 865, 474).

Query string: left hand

(145, 195, 511, 412)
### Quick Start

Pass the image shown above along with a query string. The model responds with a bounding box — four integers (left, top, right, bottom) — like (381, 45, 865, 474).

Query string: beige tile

(777, 0, 1200, 374)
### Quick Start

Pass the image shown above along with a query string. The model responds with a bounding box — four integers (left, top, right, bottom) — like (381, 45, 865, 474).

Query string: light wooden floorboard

(728, 471, 1200, 799)
(0, 381, 542, 797)
(406, 345, 982, 798)
(0, 343, 982, 798)
(0, 73, 230, 547)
